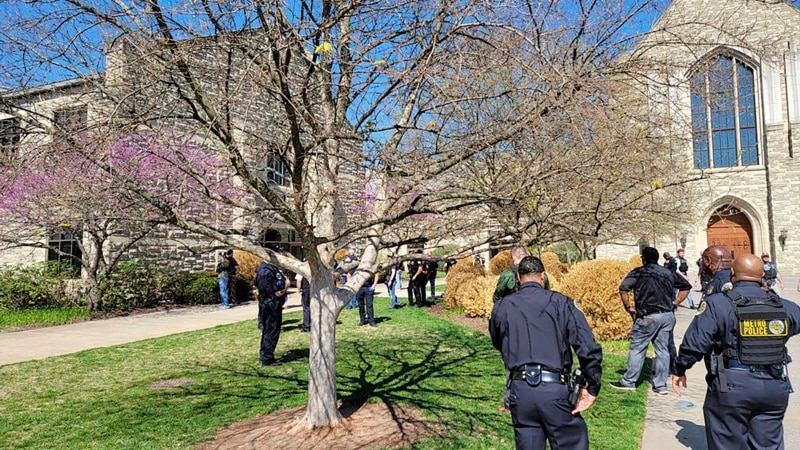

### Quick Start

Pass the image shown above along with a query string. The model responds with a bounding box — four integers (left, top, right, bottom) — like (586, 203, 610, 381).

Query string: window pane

(694, 132, 709, 169)
(712, 129, 737, 167)
(740, 126, 758, 165)
(690, 72, 708, 168)
(47, 227, 82, 277)
(0, 118, 22, 156)
(737, 61, 757, 131)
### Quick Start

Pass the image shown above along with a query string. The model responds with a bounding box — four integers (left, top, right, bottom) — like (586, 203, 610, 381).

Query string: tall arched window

(690, 54, 758, 169)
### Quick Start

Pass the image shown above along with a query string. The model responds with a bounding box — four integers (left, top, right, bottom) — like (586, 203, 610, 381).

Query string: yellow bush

(449, 257, 486, 276)
(489, 250, 513, 276)
(444, 272, 476, 309)
(628, 254, 643, 268)
(541, 252, 568, 281)
(455, 275, 499, 318)
(233, 250, 263, 282)
(558, 259, 634, 340)
(445, 258, 486, 305)
(546, 272, 561, 292)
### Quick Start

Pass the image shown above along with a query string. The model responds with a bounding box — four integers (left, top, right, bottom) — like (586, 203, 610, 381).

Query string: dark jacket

(673, 281, 800, 378)
(619, 263, 692, 314)
(489, 281, 603, 396)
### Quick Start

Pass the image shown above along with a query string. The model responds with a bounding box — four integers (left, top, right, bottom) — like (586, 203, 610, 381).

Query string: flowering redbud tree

(0, 132, 239, 309)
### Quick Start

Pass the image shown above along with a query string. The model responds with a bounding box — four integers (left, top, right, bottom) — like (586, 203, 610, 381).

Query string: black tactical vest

(764, 263, 777, 281)
(724, 289, 788, 365)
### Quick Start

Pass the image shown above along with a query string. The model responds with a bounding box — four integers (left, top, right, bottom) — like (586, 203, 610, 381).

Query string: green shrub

(0, 262, 78, 310)
(99, 260, 172, 312)
(431, 244, 458, 257)
(169, 272, 252, 305)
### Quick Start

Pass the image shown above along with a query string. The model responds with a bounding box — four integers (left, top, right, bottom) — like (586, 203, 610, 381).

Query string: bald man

(700, 245, 732, 299)
(672, 253, 800, 449)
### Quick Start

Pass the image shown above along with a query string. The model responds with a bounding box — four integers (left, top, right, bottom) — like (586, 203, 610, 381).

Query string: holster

(712, 353, 730, 393)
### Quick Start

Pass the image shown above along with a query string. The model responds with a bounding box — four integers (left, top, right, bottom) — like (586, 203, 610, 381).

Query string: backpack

(215, 259, 230, 274)
(678, 258, 688, 274)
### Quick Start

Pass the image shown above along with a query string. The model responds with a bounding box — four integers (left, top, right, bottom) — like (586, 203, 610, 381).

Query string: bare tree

(0, 0, 694, 429)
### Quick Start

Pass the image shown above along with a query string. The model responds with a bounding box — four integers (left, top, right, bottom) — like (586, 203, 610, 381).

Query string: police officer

(700, 245, 732, 299)
(493, 246, 530, 303)
(672, 253, 800, 449)
(762, 252, 785, 291)
(255, 235, 288, 367)
(489, 256, 603, 449)
(408, 251, 428, 306)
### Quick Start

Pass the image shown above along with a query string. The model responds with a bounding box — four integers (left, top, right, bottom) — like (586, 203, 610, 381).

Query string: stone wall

(598, 0, 800, 274)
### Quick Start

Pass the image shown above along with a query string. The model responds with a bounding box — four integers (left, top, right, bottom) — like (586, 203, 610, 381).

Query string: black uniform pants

(412, 279, 427, 306)
(300, 289, 311, 331)
(259, 299, 283, 363)
(508, 379, 589, 450)
(703, 369, 790, 450)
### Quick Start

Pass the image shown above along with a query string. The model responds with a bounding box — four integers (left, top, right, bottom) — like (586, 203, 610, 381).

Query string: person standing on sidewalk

(611, 246, 691, 395)
(489, 256, 603, 450)
(215, 251, 231, 308)
(700, 245, 732, 299)
(675, 249, 696, 308)
(672, 253, 800, 450)
(762, 252, 785, 291)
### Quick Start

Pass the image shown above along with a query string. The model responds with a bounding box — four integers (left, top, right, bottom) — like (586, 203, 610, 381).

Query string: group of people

(488, 243, 800, 450)
(610, 244, 800, 450)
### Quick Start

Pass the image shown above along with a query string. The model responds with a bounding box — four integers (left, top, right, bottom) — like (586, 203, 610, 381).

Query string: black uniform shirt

(489, 281, 603, 396)
(703, 268, 732, 298)
(619, 263, 692, 314)
(673, 281, 800, 377)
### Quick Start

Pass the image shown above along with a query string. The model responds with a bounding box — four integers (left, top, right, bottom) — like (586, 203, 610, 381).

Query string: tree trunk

(85, 273, 103, 311)
(296, 282, 345, 428)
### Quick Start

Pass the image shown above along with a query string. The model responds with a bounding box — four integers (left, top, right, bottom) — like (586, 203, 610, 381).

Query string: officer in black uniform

(255, 234, 288, 367)
(408, 252, 428, 306)
(700, 245, 732, 299)
(489, 256, 603, 450)
(672, 253, 800, 449)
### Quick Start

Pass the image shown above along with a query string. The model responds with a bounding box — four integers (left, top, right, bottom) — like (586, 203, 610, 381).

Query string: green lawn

(0, 301, 646, 449)
(0, 307, 92, 332)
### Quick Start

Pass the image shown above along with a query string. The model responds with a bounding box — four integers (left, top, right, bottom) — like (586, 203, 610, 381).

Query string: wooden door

(706, 207, 753, 259)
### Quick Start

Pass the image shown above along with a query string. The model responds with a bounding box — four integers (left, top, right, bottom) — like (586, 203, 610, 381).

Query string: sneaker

(652, 388, 669, 396)
(368, 323, 377, 327)
(609, 381, 636, 391)
(260, 359, 282, 367)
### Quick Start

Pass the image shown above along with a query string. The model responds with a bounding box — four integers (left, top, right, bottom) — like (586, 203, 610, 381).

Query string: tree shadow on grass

(178, 324, 506, 443)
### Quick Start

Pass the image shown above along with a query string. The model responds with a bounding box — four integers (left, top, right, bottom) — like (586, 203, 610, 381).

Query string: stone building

(0, 34, 364, 275)
(596, 0, 800, 275)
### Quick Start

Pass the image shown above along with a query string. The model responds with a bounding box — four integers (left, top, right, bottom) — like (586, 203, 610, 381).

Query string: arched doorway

(706, 206, 753, 259)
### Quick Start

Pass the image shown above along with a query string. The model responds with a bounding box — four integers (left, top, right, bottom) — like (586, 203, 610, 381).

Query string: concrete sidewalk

(640, 275, 800, 450)
(0, 290, 305, 366)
